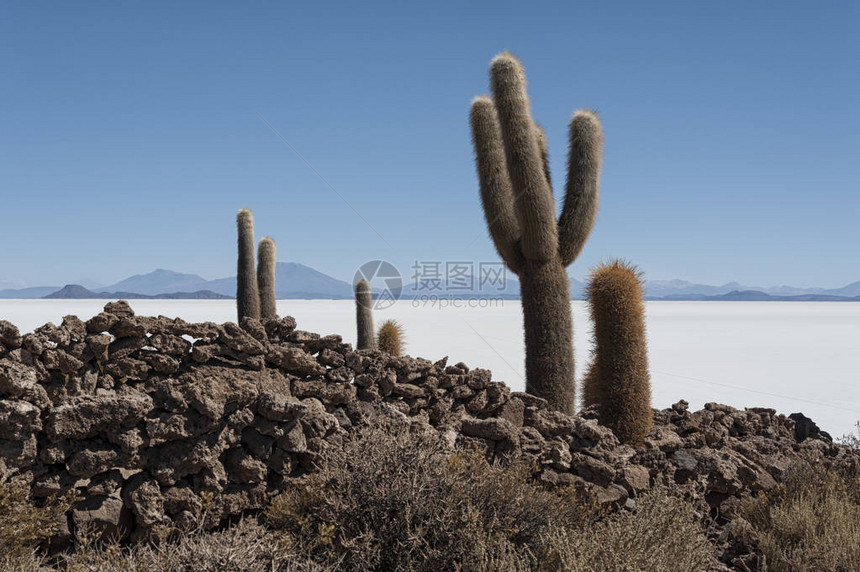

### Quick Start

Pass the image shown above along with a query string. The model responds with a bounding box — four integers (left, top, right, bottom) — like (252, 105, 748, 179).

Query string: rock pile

(0, 301, 857, 554)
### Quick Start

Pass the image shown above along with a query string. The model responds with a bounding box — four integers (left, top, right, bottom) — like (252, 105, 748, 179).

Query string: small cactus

(376, 319, 404, 356)
(585, 260, 652, 445)
(236, 208, 260, 321)
(257, 236, 277, 320)
(355, 279, 374, 350)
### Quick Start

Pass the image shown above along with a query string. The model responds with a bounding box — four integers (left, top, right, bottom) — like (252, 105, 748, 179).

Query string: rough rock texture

(0, 303, 857, 568)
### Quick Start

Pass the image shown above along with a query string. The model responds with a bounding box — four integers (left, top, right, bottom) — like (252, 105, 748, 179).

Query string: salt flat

(1, 299, 858, 438)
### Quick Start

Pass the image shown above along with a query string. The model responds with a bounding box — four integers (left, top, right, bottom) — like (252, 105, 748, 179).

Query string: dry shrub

(740, 463, 860, 572)
(60, 519, 323, 572)
(839, 421, 860, 449)
(266, 420, 597, 572)
(0, 480, 77, 570)
(541, 490, 720, 572)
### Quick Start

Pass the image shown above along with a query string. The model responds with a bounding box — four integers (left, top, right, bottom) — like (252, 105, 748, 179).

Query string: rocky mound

(0, 301, 857, 563)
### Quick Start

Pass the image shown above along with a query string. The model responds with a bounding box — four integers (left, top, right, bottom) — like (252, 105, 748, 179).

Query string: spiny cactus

(257, 236, 277, 320)
(236, 208, 260, 321)
(376, 319, 404, 356)
(469, 52, 603, 414)
(585, 260, 652, 445)
(355, 279, 374, 350)
(580, 360, 600, 410)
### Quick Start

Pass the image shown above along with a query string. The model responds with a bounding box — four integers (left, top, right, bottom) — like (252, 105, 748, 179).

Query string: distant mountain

(44, 285, 230, 300)
(0, 286, 62, 299)
(642, 279, 860, 300)
(98, 269, 209, 296)
(3, 265, 859, 301)
(654, 290, 860, 302)
(203, 263, 355, 299)
(823, 281, 860, 297)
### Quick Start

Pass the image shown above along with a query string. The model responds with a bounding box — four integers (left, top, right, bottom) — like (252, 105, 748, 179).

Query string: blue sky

(1, 1, 858, 289)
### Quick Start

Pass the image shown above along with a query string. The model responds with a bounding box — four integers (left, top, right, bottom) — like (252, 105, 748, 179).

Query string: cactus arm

(558, 110, 602, 267)
(489, 52, 558, 262)
(470, 95, 524, 274)
(535, 123, 552, 191)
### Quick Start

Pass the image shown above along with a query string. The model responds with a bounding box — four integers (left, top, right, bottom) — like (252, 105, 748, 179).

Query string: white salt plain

(1, 299, 858, 438)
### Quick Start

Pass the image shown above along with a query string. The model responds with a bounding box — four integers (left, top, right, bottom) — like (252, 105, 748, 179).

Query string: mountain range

(0, 265, 857, 301)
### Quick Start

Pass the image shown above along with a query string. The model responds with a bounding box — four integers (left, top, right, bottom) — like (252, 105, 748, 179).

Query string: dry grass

(740, 463, 860, 572)
(59, 519, 323, 572)
(541, 490, 720, 572)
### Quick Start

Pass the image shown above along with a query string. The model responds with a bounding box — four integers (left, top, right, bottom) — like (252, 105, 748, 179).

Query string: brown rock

(111, 317, 147, 338)
(104, 357, 150, 381)
(220, 322, 267, 355)
(86, 312, 119, 334)
(267, 345, 326, 376)
(461, 417, 517, 442)
(47, 390, 154, 440)
(122, 472, 165, 528)
(0, 321, 22, 349)
(104, 300, 135, 318)
(86, 334, 111, 361)
(72, 495, 133, 541)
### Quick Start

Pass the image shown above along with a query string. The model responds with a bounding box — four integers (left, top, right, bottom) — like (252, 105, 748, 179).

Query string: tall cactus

(257, 236, 277, 320)
(469, 52, 602, 414)
(585, 260, 652, 444)
(236, 208, 261, 321)
(355, 279, 374, 350)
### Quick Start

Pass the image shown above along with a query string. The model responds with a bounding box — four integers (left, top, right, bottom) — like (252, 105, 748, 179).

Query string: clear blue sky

(2, 1, 858, 289)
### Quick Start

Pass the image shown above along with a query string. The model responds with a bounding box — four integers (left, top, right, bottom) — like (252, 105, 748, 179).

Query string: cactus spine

(257, 236, 277, 320)
(355, 279, 374, 350)
(376, 319, 404, 356)
(469, 52, 603, 414)
(585, 260, 652, 444)
(236, 208, 261, 321)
